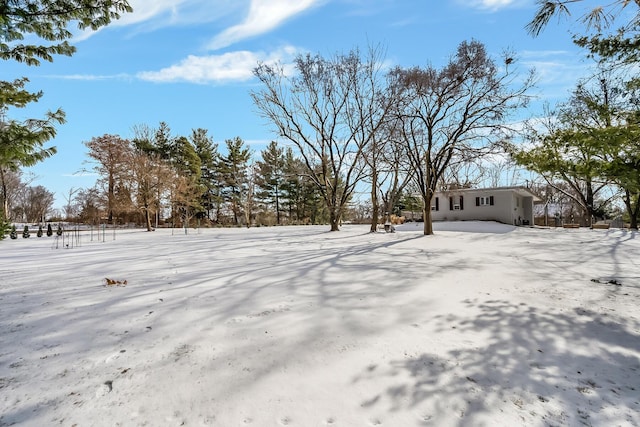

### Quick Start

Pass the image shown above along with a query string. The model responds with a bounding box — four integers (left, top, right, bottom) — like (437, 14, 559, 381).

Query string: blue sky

(4, 0, 600, 210)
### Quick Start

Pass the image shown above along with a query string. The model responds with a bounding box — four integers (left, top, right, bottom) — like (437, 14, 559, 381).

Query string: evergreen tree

(528, 1, 639, 65)
(2, 1, 131, 218)
(56, 224, 63, 236)
(256, 141, 286, 224)
(37, 225, 43, 237)
(280, 150, 326, 224)
(1, 78, 65, 219)
(191, 128, 221, 222)
(220, 137, 251, 225)
(173, 136, 201, 179)
(1, 0, 132, 66)
(10, 224, 17, 239)
(154, 122, 176, 162)
(46, 223, 53, 237)
(511, 71, 633, 226)
(22, 225, 29, 238)
(589, 111, 640, 229)
(201, 163, 222, 223)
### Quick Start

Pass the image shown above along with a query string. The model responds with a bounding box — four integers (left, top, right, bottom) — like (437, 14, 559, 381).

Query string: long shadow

(354, 298, 640, 426)
(1, 226, 473, 425)
(7, 225, 636, 425)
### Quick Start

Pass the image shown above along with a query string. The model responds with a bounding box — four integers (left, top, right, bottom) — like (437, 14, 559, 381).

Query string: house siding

(427, 187, 539, 225)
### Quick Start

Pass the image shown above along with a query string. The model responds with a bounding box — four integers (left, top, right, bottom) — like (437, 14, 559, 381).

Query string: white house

(427, 186, 542, 226)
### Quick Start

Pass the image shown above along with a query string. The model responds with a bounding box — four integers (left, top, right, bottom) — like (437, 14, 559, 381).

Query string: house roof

(435, 186, 543, 202)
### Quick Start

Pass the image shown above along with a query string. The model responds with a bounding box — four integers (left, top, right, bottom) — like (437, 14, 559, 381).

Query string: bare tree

(373, 127, 414, 228)
(74, 187, 103, 225)
(22, 185, 54, 223)
(345, 46, 397, 232)
(252, 48, 389, 231)
(61, 187, 80, 221)
(130, 124, 174, 231)
(390, 40, 534, 235)
(127, 149, 172, 231)
(84, 134, 131, 224)
(171, 172, 203, 233)
(243, 162, 257, 228)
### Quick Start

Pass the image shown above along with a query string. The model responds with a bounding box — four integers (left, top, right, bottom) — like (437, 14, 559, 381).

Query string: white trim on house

(426, 186, 542, 226)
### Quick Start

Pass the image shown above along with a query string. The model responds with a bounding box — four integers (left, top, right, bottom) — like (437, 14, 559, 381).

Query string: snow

(1, 222, 639, 426)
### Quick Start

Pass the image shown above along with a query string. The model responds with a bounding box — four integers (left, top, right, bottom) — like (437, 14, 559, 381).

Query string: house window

(431, 197, 440, 211)
(476, 196, 494, 206)
(449, 195, 464, 211)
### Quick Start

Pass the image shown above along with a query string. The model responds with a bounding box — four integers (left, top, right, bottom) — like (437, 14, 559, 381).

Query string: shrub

(10, 225, 18, 239)
(23, 225, 30, 238)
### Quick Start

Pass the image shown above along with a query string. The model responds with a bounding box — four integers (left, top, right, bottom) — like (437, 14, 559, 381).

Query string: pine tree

(281, 149, 326, 224)
(2, 1, 132, 218)
(9, 225, 17, 239)
(219, 137, 251, 225)
(56, 224, 63, 236)
(1, 1, 132, 66)
(1, 79, 65, 219)
(37, 225, 43, 237)
(22, 225, 29, 238)
(256, 141, 286, 224)
(154, 122, 176, 162)
(191, 128, 221, 223)
(46, 223, 53, 236)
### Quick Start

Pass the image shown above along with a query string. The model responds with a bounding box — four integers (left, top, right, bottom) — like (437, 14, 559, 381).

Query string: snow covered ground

(1, 222, 639, 427)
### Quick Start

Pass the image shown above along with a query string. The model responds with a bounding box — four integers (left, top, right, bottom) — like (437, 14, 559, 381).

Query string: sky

(3, 0, 604, 210)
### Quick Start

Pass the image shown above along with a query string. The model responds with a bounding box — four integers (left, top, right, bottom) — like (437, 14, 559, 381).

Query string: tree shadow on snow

(353, 298, 640, 426)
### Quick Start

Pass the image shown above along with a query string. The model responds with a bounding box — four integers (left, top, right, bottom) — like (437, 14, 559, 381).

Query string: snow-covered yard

(1, 222, 639, 426)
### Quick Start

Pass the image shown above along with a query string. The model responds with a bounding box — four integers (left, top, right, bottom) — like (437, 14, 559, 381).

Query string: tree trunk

(370, 169, 379, 233)
(0, 168, 8, 220)
(329, 208, 340, 231)
(422, 202, 434, 235)
(108, 174, 115, 224)
(624, 190, 639, 230)
(275, 183, 281, 225)
(144, 206, 153, 231)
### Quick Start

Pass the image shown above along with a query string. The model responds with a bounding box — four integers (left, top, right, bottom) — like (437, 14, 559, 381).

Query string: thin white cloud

(460, 0, 525, 12)
(115, 0, 191, 26)
(45, 73, 133, 81)
(520, 51, 591, 100)
(208, 0, 325, 50)
(74, 0, 239, 41)
(137, 45, 300, 84)
(122, 0, 241, 30)
(520, 50, 573, 58)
